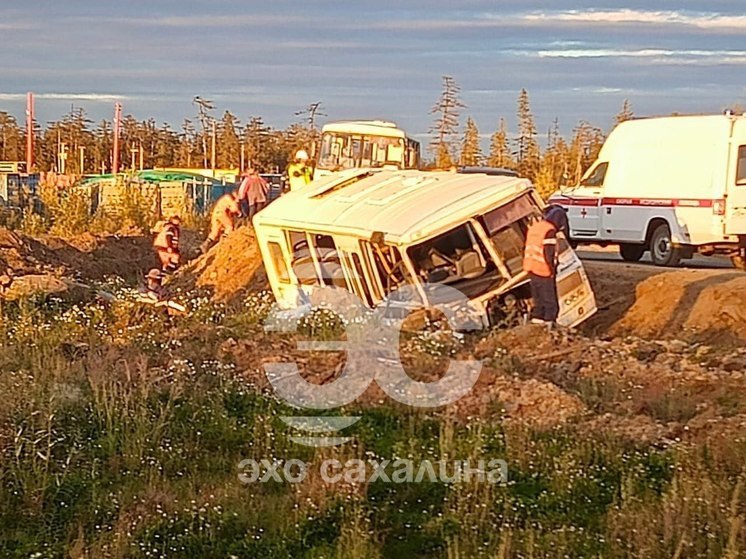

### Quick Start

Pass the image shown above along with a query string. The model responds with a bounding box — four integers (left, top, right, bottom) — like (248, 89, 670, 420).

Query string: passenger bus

(315, 121, 420, 177)
(254, 169, 597, 329)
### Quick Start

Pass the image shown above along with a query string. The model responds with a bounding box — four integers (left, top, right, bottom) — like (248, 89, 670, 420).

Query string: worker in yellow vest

(522, 206, 568, 325)
(286, 149, 314, 191)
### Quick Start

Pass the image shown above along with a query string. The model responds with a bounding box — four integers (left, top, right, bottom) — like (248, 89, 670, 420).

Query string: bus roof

(254, 169, 534, 245)
(321, 120, 407, 138)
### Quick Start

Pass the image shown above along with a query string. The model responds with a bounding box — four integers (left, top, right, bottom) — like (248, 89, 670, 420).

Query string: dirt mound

(172, 227, 268, 302)
(0, 227, 159, 301)
(610, 269, 746, 341)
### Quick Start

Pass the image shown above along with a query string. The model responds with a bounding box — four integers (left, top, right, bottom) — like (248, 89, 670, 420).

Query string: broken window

(480, 194, 541, 277)
(407, 223, 505, 299)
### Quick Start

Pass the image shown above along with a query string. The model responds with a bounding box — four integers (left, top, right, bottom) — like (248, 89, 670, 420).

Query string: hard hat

(146, 268, 163, 280)
(168, 215, 181, 224)
(295, 149, 309, 161)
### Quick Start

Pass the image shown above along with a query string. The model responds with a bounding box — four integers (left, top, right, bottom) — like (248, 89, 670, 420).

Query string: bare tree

(429, 75, 466, 168)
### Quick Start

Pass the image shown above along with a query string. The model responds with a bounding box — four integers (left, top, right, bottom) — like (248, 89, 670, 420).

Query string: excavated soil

(0, 227, 155, 283)
(170, 226, 268, 302)
(5, 224, 746, 444)
(609, 269, 746, 342)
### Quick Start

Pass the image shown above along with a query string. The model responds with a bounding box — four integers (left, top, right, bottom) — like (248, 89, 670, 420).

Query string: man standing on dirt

(199, 192, 241, 254)
(237, 168, 269, 223)
(152, 215, 181, 273)
(522, 206, 569, 326)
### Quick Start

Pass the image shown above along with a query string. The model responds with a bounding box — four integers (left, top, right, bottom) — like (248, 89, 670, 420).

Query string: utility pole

(193, 96, 214, 169)
(240, 142, 245, 173)
(25, 92, 34, 172)
(139, 142, 144, 170)
(295, 101, 326, 158)
(211, 120, 217, 172)
(79, 146, 85, 175)
(112, 102, 122, 174)
(130, 145, 137, 170)
(59, 143, 68, 174)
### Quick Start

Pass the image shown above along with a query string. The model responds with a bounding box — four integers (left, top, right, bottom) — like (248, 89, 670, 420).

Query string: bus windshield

(318, 132, 407, 172)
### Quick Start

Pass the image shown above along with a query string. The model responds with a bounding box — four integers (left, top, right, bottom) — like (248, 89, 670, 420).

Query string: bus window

(345, 252, 373, 308)
(311, 234, 348, 289)
(267, 242, 290, 283)
(286, 230, 318, 286)
(366, 243, 409, 295)
(479, 194, 540, 276)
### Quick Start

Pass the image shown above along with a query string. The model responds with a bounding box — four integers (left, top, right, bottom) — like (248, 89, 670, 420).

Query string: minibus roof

(254, 169, 534, 245)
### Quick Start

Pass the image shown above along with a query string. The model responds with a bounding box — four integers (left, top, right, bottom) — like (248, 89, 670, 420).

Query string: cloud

(499, 47, 746, 66)
(519, 9, 746, 31)
(353, 8, 746, 32)
(65, 14, 312, 28)
(0, 93, 130, 102)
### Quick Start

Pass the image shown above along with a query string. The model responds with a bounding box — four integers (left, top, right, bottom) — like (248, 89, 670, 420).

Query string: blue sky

(1, 1, 745, 145)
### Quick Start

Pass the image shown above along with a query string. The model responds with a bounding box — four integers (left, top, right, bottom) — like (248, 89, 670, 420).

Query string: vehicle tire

(619, 243, 645, 262)
(649, 223, 682, 267)
(731, 253, 746, 271)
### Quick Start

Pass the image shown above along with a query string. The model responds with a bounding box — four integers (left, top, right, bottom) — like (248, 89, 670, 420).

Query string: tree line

(429, 75, 635, 196)
(0, 79, 635, 196)
(0, 108, 315, 176)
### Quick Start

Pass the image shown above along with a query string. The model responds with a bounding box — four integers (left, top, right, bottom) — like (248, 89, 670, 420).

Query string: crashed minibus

(253, 169, 597, 328)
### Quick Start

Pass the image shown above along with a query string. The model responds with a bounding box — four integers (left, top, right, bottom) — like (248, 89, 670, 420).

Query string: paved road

(577, 249, 733, 270)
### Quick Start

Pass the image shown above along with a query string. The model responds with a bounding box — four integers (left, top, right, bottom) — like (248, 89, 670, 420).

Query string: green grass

(0, 294, 744, 558)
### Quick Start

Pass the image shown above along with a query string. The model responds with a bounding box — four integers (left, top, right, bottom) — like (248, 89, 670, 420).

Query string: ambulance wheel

(650, 223, 681, 267)
(619, 243, 645, 262)
(731, 253, 746, 271)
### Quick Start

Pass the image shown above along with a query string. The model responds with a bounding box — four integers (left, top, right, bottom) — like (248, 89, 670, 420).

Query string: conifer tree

(515, 89, 540, 181)
(488, 118, 514, 169)
(460, 116, 482, 166)
(429, 75, 466, 168)
(614, 99, 634, 125)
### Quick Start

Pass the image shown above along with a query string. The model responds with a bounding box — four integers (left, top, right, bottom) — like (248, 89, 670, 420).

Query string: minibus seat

(292, 256, 317, 285)
(453, 249, 486, 279)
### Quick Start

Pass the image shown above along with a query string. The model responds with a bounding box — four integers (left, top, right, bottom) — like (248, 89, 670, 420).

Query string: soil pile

(0, 227, 156, 299)
(172, 227, 268, 302)
(608, 269, 746, 341)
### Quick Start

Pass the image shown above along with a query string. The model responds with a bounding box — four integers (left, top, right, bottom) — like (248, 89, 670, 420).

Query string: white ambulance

(549, 114, 746, 268)
(253, 169, 597, 328)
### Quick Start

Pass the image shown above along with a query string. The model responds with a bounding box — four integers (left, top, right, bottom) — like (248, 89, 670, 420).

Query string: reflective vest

(523, 220, 557, 277)
(287, 162, 313, 191)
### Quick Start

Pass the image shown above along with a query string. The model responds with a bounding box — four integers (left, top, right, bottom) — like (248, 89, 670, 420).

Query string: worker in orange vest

(153, 215, 181, 273)
(522, 206, 569, 325)
(199, 192, 241, 254)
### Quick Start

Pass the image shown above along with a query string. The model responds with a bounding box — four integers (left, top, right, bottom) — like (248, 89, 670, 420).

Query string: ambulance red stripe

(551, 196, 721, 208)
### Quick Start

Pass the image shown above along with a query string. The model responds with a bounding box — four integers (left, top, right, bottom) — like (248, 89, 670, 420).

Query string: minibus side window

(311, 234, 348, 289)
(350, 253, 374, 307)
(267, 242, 289, 283)
(286, 230, 318, 286)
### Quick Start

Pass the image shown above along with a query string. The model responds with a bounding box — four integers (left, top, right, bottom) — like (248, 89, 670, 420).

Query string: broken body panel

(253, 170, 596, 328)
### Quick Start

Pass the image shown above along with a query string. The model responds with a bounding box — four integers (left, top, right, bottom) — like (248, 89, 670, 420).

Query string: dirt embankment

(170, 227, 268, 302)
(583, 260, 746, 343)
(0, 227, 158, 299)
